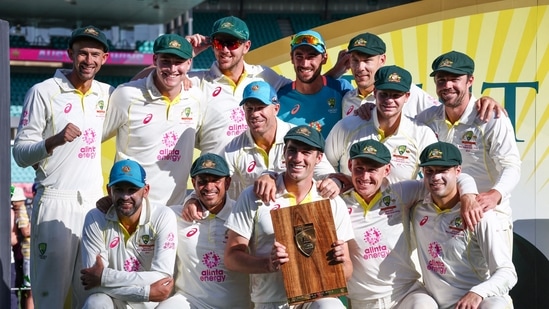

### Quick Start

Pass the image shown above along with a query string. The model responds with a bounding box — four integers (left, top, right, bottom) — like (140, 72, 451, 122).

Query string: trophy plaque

(270, 199, 348, 305)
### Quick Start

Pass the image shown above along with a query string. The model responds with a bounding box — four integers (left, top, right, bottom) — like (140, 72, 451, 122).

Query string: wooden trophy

(270, 199, 348, 305)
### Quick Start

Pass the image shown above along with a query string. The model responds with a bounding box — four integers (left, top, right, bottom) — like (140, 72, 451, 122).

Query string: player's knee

(82, 293, 115, 309)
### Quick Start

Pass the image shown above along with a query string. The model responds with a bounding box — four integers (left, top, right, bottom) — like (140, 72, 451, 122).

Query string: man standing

(277, 30, 353, 137)
(166, 153, 252, 308)
(12, 25, 113, 308)
(325, 65, 437, 182)
(341, 32, 439, 118)
(416, 50, 521, 241)
(189, 16, 292, 154)
(182, 81, 342, 221)
(80, 159, 178, 308)
(411, 142, 517, 308)
(225, 80, 339, 200)
(103, 33, 202, 206)
(343, 139, 479, 308)
(224, 125, 354, 308)
(11, 187, 33, 308)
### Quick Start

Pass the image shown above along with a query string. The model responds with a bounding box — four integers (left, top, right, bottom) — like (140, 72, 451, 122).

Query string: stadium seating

(11, 147, 36, 184)
(9, 35, 30, 47)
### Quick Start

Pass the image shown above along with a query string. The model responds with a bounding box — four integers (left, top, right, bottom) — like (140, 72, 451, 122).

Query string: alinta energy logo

(79, 128, 97, 159)
(227, 107, 248, 137)
(427, 241, 447, 275)
(124, 256, 141, 272)
(200, 251, 226, 282)
(158, 131, 181, 162)
(362, 227, 390, 260)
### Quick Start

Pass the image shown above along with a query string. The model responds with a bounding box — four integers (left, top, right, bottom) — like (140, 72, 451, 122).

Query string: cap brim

(211, 30, 246, 40)
(429, 68, 469, 77)
(155, 49, 192, 59)
(419, 160, 460, 167)
(108, 177, 145, 188)
(350, 154, 390, 165)
(291, 43, 325, 54)
(347, 47, 384, 56)
(191, 169, 229, 177)
(374, 83, 410, 93)
(284, 135, 324, 152)
(239, 96, 273, 106)
(69, 35, 108, 51)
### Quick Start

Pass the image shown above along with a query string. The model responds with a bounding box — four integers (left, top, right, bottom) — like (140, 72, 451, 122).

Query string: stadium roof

(0, 0, 204, 28)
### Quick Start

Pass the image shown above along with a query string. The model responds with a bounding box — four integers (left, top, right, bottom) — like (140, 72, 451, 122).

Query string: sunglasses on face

(290, 34, 324, 48)
(212, 38, 244, 51)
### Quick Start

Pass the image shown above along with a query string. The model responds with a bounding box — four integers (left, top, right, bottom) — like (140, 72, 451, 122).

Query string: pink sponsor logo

(247, 161, 256, 173)
(212, 86, 222, 97)
(143, 113, 153, 124)
(109, 236, 120, 248)
(64, 103, 72, 113)
(364, 227, 381, 245)
(202, 251, 221, 269)
(346, 105, 354, 115)
(186, 227, 198, 237)
(291, 104, 300, 114)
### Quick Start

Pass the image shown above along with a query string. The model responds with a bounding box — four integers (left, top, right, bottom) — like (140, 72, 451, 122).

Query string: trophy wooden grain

(270, 199, 348, 305)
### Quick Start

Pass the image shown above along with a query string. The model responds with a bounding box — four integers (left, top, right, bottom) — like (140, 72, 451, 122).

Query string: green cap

(419, 142, 462, 167)
(349, 140, 391, 165)
(211, 16, 249, 40)
(284, 125, 325, 152)
(347, 32, 386, 55)
(374, 65, 412, 93)
(69, 25, 109, 51)
(430, 50, 475, 76)
(191, 153, 230, 177)
(153, 34, 193, 59)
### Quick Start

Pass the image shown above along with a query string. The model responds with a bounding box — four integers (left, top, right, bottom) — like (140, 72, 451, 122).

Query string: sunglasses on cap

(212, 38, 244, 51)
(290, 34, 324, 47)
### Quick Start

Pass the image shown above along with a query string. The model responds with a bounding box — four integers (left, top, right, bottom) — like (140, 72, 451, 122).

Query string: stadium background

(3, 0, 549, 307)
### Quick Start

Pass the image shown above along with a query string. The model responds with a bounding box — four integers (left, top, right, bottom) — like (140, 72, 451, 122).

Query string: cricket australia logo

(294, 223, 316, 257)
(38, 243, 47, 259)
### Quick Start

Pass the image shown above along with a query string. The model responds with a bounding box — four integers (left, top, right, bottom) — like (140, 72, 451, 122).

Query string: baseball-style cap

(290, 30, 326, 54)
(349, 140, 391, 165)
(69, 25, 109, 51)
(239, 81, 278, 106)
(211, 16, 250, 40)
(190, 153, 230, 177)
(374, 65, 412, 93)
(419, 142, 462, 167)
(153, 33, 193, 59)
(108, 159, 146, 188)
(11, 187, 26, 202)
(284, 125, 325, 152)
(347, 32, 386, 55)
(430, 50, 475, 76)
